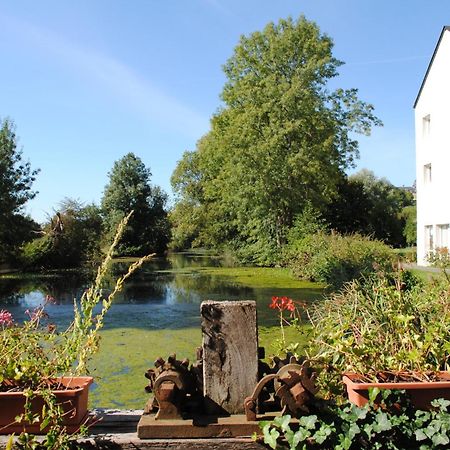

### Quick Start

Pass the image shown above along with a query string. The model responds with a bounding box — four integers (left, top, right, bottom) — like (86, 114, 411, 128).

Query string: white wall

(415, 28, 450, 265)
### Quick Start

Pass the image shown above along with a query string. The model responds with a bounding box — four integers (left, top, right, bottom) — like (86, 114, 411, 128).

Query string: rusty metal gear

(144, 353, 202, 420)
(244, 356, 318, 421)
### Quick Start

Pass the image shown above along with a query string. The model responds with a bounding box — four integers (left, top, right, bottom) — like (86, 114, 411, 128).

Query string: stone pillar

(201, 300, 258, 415)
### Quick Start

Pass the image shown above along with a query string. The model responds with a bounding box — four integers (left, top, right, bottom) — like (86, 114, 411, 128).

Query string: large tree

(0, 118, 39, 261)
(324, 169, 415, 247)
(171, 16, 381, 263)
(101, 153, 170, 256)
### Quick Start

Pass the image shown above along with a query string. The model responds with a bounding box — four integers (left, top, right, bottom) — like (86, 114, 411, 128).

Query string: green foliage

(400, 204, 417, 247)
(308, 272, 450, 391)
(324, 170, 415, 248)
(427, 247, 450, 283)
(0, 118, 40, 261)
(259, 391, 450, 449)
(287, 204, 327, 244)
(20, 198, 103, 269)
(284, 231, 393, 290)
(0, 214, 154, 449)
(102, 152, 170, 256)
(170, 16, 381, 263)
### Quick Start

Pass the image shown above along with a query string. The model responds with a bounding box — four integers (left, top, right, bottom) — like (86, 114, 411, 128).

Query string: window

(422, 114, 431, 137)
(424, 163, 432, 183)
(425, 225, 434, 254)
(436, 224, 449, 250)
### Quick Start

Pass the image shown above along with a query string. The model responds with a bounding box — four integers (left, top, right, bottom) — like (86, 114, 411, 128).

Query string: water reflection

(0, 252, 323, 328)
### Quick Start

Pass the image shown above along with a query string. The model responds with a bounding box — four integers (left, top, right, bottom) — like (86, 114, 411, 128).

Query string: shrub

(308, 271, 449, 393)
(284, 231, 393, 290)
(20, 201, 103, 270)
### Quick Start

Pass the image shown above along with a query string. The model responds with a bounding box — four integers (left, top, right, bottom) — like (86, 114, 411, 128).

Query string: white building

(415, 26, 450, 266)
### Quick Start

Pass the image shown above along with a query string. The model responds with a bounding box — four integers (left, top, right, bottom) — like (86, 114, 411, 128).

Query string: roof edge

(414, 26, 450, 109)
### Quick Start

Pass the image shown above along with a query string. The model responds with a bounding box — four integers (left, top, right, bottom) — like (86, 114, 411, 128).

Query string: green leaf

(262, 424, 280, 450)
(299, 415, 317, 430)
(337, 434, 353, 450)
(373, 412, 392, 433)
(313, 424, 334, 444)
(432, 433, 449, 446)
(273, 414, 292, 432)
(415, 429, 428, 441)
(425, 422, 440, 438)
(431, 398, 450, 410)
(348, 422, 360, 440)
(368, 387, 380, 404)
(294, 427, 312, 444)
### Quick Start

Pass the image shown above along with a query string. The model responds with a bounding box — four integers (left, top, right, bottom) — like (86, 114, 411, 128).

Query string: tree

(400, 204, 417, 247)
(324, 169, 415, 247)
(171, 16, 381, 264)
(101, 153, 170, 256)
(21, 198, 104, 269)
(0, 118, 40, 261)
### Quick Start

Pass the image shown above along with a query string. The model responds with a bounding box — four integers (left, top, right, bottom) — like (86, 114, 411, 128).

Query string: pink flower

(0, 309, 14, 327)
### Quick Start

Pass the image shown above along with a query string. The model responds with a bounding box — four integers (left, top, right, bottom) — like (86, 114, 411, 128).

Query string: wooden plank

(0, 435, 267, 450)
(77, 436, 267, 449)
(201, 300, 258, 415)
(137, 414, 260, 439)
(0, 410, 268, 449)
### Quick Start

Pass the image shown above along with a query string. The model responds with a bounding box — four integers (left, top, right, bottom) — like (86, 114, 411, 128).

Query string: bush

(308, 272, 449, 393)
(284, 231, 393, 290)
(20, 200, 103, 270)
(20, 234, 55, 269)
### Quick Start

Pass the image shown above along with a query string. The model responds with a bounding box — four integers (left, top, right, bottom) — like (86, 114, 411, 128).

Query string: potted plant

(308, 270, 450, 408)
(0, 212, 154, 448)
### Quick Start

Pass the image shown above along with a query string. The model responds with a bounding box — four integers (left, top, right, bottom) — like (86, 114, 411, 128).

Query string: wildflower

(0, 309, 14, 327)
(270, 296, 280, 309)
(268, 296, 302, 349)
(25, 307, 48, 322)
(269, 296, 296, 312)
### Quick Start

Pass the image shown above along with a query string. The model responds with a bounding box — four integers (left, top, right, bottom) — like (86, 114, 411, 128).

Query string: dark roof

(414, 26, 450, 108)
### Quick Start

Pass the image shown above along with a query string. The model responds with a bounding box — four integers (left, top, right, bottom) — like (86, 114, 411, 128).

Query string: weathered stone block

(201, 300, 258, 415)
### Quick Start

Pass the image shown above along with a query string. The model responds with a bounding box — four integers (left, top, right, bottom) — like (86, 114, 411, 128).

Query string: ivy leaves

(414, 399, 450, 448)
(260, 391, 450, 449)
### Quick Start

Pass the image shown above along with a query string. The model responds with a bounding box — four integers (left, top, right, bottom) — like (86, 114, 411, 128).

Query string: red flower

(269, 296, 296, 312)
(285, 299, 295, 312)
(269, 296, 280, 309)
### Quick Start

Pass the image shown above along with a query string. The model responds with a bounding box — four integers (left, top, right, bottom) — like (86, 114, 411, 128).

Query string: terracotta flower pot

(0, 376, 93, 434)
(343, 372, 450, 409)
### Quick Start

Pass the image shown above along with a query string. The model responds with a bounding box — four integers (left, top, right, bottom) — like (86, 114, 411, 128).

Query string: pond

(0, 252, 325, 409)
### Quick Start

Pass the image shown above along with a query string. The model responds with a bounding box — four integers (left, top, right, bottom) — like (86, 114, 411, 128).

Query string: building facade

(415, 26, 450, 265)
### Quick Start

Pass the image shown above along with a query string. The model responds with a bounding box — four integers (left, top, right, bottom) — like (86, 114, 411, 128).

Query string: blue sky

(0, 1, 448, 223)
